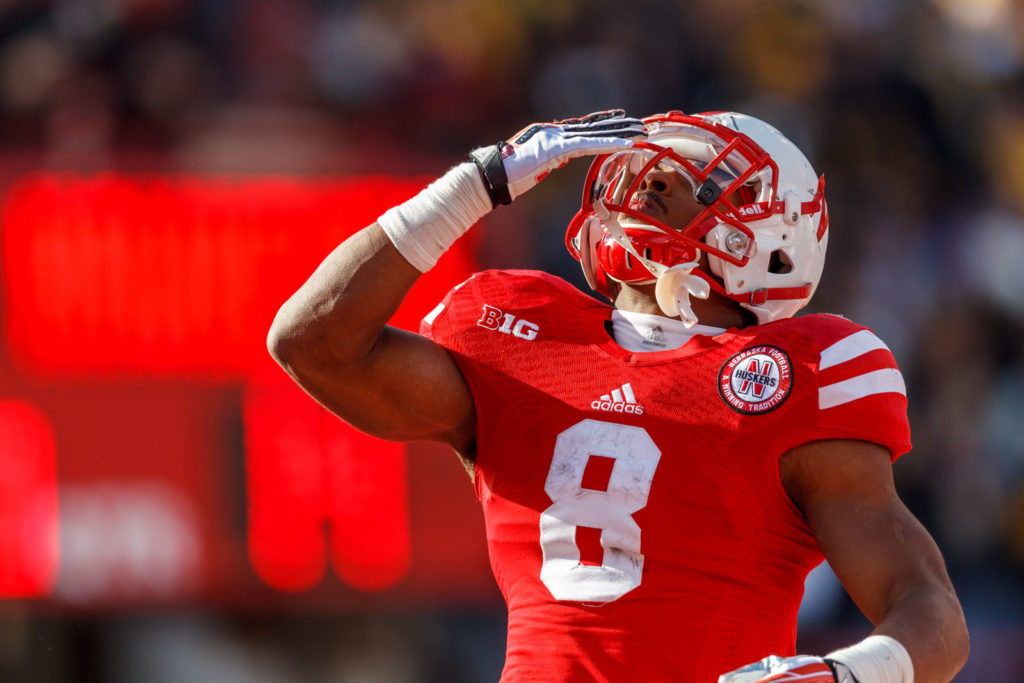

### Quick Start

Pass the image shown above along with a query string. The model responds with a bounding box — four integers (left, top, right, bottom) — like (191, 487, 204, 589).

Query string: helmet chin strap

(592, 200, 711, 328)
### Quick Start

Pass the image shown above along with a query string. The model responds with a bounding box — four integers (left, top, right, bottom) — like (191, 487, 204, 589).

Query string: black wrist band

(824, 659, 860, 683)
(470, 143, 512, 207)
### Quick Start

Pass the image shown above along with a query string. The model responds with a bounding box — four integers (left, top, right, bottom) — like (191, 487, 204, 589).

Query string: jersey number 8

(540, 419, 662, 602)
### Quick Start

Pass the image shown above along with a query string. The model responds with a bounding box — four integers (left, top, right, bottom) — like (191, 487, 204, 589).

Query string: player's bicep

(294, 325, 476, 453)
(812, 491, 947, 626)
(781, 440, 950, 623)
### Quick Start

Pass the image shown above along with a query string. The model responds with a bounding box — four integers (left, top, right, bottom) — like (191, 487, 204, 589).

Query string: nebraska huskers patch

(719, 345, 793, 414)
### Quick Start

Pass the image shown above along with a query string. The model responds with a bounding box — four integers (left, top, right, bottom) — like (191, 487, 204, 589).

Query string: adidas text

(591, 400, 644, 415)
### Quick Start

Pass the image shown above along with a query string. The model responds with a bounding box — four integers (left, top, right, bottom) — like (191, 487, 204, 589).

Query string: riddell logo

(737, 204, 767, 217)
(591, 383, 644, 415)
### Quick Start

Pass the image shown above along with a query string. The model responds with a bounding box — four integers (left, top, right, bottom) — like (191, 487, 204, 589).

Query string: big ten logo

(477, 305, 539, 341)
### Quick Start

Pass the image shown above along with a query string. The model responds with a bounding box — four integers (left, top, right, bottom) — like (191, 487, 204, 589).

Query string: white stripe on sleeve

(422, 302, 446, 326)
(819, 368, 906, 410)
(819, 329, 891, 370)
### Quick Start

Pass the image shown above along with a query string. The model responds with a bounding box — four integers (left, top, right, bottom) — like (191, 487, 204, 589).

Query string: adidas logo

(641, 325, 667, 348)
(591, 382, 645, 415)
(645, 326, 666, 342)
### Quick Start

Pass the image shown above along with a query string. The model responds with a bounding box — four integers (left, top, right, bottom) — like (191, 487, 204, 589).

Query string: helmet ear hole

(768, 249, 793, 274)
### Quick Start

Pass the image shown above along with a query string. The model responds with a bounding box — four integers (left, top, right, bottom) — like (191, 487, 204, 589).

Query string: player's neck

(612, 282, 749, 329)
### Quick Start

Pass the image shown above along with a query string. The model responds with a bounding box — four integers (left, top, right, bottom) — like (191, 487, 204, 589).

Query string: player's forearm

(868, 585, 969, 683)
(823, 526, 969, 683)
(268, 162, 492, 378)
(269, 110, 646, 388)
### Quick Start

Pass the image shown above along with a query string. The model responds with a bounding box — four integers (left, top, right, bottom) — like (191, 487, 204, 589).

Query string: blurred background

(0, 0, 1022, 680)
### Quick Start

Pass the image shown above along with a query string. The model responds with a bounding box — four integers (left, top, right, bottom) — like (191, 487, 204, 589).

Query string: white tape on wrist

(377, 162, 492, 272)
(826, 635, 914, 683)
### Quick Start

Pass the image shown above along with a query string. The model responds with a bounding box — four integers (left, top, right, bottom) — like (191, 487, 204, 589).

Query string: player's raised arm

(720, 439, 969, 683)
(266, 110, 646, 454)
(268, 223, 476, 451)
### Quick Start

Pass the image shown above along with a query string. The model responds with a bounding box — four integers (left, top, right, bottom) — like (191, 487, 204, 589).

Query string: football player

(267, 110, 968, 682)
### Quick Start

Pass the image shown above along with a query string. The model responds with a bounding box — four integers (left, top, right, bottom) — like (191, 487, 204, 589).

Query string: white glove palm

(718, 655, 841, 683)
(471, 109, 646, 206)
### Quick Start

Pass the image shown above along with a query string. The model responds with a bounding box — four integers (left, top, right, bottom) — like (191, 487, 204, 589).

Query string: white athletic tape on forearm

(827, 635, 914, 683)
(377, 162, 492, 272)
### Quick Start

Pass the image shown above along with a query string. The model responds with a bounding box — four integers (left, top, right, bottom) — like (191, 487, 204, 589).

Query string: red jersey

(421, 270, 911, 683)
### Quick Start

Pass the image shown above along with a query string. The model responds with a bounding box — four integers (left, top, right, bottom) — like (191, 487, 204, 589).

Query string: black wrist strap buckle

(824, 659, 860, 683)
(470, 143, 513, 207)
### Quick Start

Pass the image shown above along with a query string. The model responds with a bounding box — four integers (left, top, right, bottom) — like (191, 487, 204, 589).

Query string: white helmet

(565, 110, 829, 326)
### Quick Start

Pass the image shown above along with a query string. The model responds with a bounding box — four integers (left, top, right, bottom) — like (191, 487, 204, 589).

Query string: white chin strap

(592, 200, 710, 328)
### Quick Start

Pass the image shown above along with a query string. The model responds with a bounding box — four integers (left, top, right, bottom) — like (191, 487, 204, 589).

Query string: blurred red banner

(1, 173, 477, 378)
(0, 173, 495, 606)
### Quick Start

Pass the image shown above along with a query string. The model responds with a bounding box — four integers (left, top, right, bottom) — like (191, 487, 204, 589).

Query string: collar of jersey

(589, 304, 739, 365)
(611, 309, 726, 353)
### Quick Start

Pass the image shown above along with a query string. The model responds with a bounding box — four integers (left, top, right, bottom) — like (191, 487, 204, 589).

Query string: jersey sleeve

(810, 325, 912, 460)
(419, 273, 478, 350)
